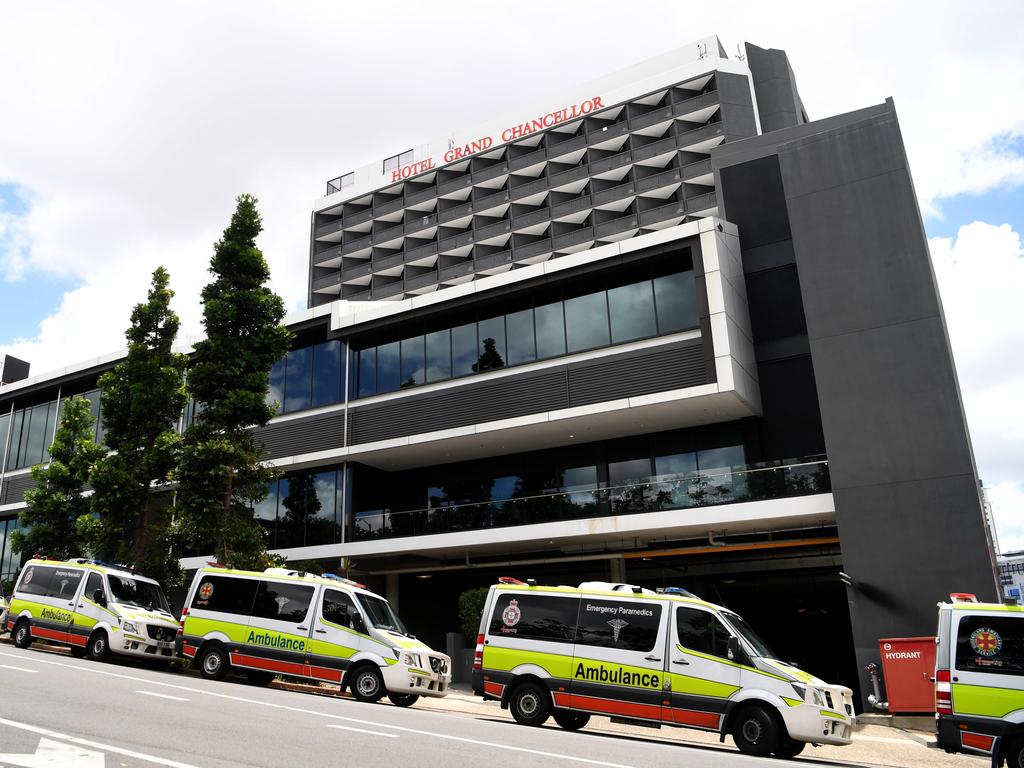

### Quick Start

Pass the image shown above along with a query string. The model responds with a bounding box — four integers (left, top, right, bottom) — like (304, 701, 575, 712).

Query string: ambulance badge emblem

(199, 582, 215, 601)
(970, 627, 1002, 657)
(502, 599, 521, 627)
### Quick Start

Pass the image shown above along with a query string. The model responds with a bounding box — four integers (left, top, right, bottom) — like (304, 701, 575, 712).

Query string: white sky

(1, 1, 1022, 548)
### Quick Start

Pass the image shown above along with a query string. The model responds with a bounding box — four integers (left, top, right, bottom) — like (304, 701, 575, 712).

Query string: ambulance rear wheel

(773, 739, 806, 758)
(12, 619, 31, 649)
(198, 645, 229, 681)
(731, 704, 782, 757)
(387, 693, 419, 707)
(509, 681, 551, 727)
(87, 631, 111, 662)
(553, 710, 590, 731)
(1005, 736, 1024, 768)
(350, 666, 385, 702)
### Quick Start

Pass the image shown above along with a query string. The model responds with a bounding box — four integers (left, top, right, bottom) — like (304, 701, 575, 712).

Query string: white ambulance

(473, 579, 855, 757)
(7, 558, 179, 663)
(177, 566, 451, 706)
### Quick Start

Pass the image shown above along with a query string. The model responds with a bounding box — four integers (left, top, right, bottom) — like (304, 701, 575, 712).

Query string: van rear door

(568, 593, 667, 723)
(949, 610, 1024, 722)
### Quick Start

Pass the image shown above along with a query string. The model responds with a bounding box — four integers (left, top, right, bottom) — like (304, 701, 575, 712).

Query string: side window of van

(17, 565, 56, 597)
(955, 615, 1024, 675)
(85, 572, 104, 602)
(192, 576, 258, 616)
(47, 568, 84, 599)
(676, 606, 731, 659)
(322, 590, 359, 629)
(576, 598, 662, 652)
(252, 581, 315, 624)
(489, 593, 578, 644)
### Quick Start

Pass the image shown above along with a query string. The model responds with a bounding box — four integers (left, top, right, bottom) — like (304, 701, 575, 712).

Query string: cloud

(988, 483, 1024, 555)
(930, 221, 1024, 546)
(0, 185, 33, 281)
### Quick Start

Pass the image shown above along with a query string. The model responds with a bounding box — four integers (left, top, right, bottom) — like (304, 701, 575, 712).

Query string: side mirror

(92, 589, 107, 607)
(727, 635, 741, 661)
(352, 615, 367, 634)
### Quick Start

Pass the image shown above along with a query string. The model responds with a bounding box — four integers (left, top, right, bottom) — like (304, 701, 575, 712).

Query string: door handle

(315, 629, 327, 634)
(672, 659, 691, 665)
(77, 604, 84, 609)
(644, 655, 662, 662)
(297, 626, 309, 631)
(68, 601, 76, 607)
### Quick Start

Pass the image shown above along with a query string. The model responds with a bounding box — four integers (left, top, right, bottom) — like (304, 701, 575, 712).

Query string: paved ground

(0, 641, 984, 768)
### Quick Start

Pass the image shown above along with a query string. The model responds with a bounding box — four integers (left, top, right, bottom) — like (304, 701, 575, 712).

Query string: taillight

(473, 634, 485, 670)
(935, 668, 953, 714)
(177, 609, 187, 636)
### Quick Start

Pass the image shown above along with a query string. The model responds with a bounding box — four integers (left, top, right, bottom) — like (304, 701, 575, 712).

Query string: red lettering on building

(390, 157, 436, 183)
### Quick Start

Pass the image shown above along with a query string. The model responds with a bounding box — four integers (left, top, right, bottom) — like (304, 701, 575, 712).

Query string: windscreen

(355, 593, 408, 635)
(723, 611, 777, 659)
(108, 575, 172, 614)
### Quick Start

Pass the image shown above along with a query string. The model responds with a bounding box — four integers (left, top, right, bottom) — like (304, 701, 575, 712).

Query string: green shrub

(458, 586, 490, 641)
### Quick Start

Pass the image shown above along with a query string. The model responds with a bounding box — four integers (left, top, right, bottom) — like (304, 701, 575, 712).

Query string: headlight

(811, 688, 827, 707)
(403, 652, 422, 667)
(122, 621, 139, 635)
(392, 646, 403, 660)
(791, 683, 807, 701)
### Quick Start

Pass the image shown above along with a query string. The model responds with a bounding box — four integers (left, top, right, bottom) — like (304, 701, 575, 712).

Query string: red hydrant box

(878, 637, 938, 713)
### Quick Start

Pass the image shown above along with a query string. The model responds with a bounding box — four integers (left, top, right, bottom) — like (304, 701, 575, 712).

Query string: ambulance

(472, 579, 855, 757)
(177, 566, 451, 706)
(6, 558, 179, 662)
(934, 593, 1024, 765)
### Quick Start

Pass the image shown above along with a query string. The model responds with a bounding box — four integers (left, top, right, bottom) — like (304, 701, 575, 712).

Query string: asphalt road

(0, 645, 852, 768)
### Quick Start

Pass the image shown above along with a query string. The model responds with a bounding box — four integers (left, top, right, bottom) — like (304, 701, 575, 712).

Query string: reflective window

(85, 572, 105, 603)
(576, 597, 662, 652)
(268, 358, 286, 411)
(955, 615, 1024, 675)
(451, 323, 477, 378)
(0, 518, 21, 583)
(400, 336, 425, 387)
(476, 317, 506, 371)
(534, 302, 566, 359)
(310, 470, 339, 546)
(505, 309, 536, 365)
(191, 575, 258, 615)
(284, 347, 312, 412)
(654, 452, 698, 478)
(311, 341, 342, 408)
(322, 589, 360, 630)
(654, 271, 698, 333)
(425, 329, 452, 382)
(358, 347, 377, 398)
(608, 458, 652, 487)
(697, 446, 744, 474)
(377, 341, 400, 392)
(676, 606, 731, 659)
(488, 593, 577, 644)
(564, 291, 610, 352)
(608, 280, 657, 343)
(251, 581, 314, 624)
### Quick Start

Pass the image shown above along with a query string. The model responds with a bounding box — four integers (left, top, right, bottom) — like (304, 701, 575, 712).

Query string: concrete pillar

(386, 573, 399, 613)
(610, 556, 626, 583)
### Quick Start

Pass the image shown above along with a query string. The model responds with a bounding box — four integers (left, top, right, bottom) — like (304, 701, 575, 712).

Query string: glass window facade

(0, 516, 21, 584)
(352, 265, 698, 399)
(253, 467, 343, 549)
(268, 340, 345, 415)
(2, 390, 104, 472)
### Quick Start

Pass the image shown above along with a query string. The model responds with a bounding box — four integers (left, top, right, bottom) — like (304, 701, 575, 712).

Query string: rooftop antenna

(735, 44, 746, 61)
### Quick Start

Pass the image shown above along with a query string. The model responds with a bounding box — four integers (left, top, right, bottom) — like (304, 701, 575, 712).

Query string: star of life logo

(23, 568, 33, 585)
(607, 618, 629, 642)
(502, 599, 521, 627)
(198, 582, 214, 600)
(970, 627, 1002, 657)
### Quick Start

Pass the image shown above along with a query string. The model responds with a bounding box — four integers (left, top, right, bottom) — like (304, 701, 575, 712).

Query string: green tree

(11, 397, 104, 559)
(458, 586, 490, 642)
(175, 195, 291, 569)
(82, 267, 188, 587)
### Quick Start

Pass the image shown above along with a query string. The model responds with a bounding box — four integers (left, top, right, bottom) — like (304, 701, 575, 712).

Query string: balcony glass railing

(352, 457, 831, 540)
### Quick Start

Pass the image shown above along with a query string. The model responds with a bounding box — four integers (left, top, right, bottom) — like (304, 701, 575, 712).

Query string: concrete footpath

(1, 636, 979, 768)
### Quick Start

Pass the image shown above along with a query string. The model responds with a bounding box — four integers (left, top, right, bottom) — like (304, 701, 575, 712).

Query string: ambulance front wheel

(198, 644, 229, 681)
(1005, 736, 1024, 768)
(509, 681, 552, 727)
(773, 739, 805, 758)
(87, 631, 111, 662)
(350, 666, 385, 702)
(553, 710, 590, 731)
(12, 619, 31, 649)
(730, 703, 782, 757)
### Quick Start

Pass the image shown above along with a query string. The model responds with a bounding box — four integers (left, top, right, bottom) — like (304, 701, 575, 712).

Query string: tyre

(350, 666, 385, 703)
(198, 645, 229, 681)
(245, 670, 275, 686)
(387, 693, 419, 707)
(87, 631, 111, 662)
(12, 620, 31, 649)
(1006, 736, 1024, 768)
(509, 681, 551, 727)
(773, 739, 806, 758)
(553, 710, 590, 731)
(70, 646, 87, 659)
(730, 704, 782, 757)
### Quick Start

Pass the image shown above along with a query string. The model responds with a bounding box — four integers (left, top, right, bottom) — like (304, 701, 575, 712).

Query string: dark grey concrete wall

(744, 43, 808, 132)
(714, 100, 998, 707)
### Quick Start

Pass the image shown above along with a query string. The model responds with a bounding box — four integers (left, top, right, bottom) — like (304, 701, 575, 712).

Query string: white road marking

(327, 724, 400, 738)
(0, 650, 638, 767)
(0, 717, 202, 768)
(0, 736, 104, 768)
(0, 664, 38, 673)
(854, 734, 926, 746)
(136, 690, 189, 702)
